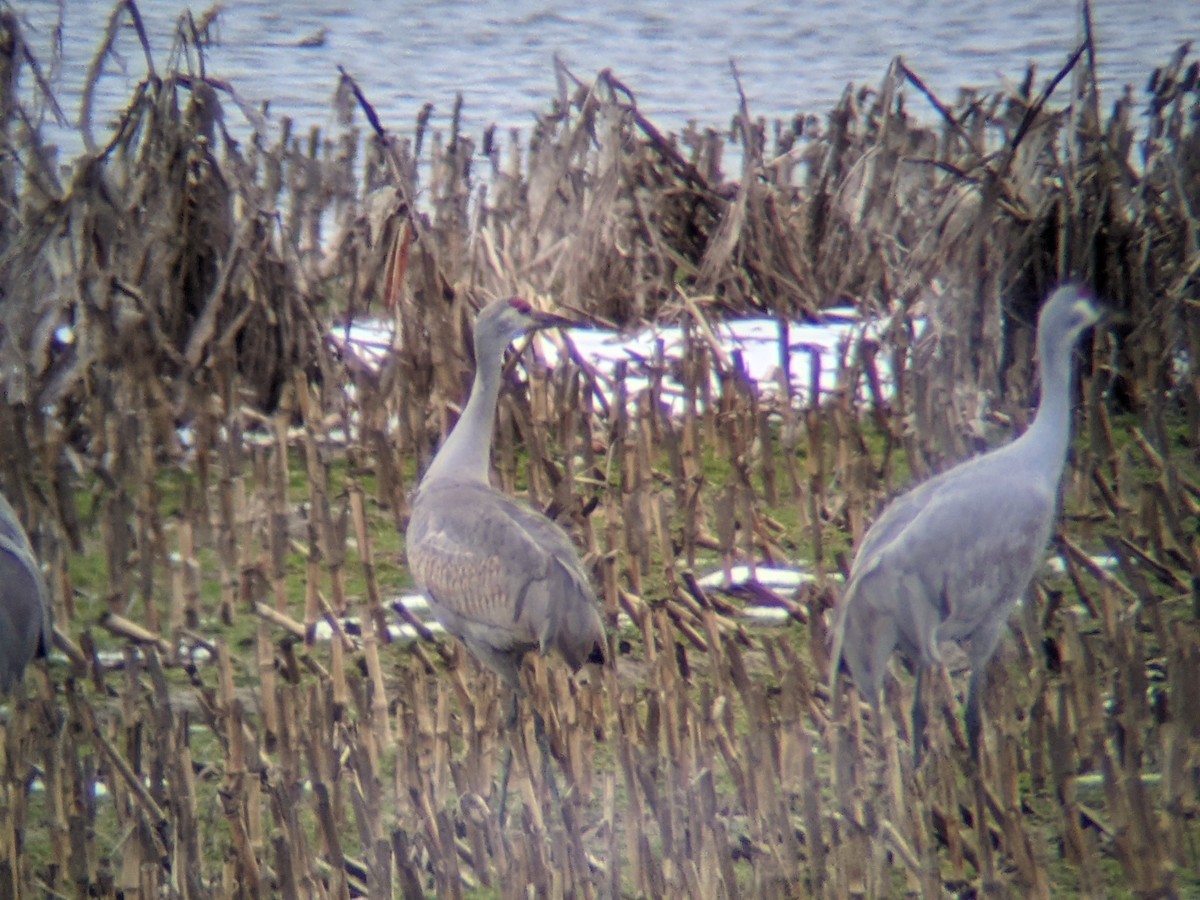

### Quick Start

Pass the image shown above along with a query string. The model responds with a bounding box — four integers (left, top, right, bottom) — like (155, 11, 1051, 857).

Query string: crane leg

(497, 691, 520, 826)
(911, 664, 928, 768)
(532, 707, 562, 806)
(497, 694, 562, 826)
(964, 665, 986, 765)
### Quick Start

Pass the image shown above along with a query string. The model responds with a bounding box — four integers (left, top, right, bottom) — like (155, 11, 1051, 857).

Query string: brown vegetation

(0, 3, 1197, 897)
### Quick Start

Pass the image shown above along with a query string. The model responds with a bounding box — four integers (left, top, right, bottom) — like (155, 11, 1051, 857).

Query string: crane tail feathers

(826, 584, 852, 718)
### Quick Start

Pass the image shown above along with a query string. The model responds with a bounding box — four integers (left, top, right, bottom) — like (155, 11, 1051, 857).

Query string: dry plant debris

(0, 4, 1197, 897)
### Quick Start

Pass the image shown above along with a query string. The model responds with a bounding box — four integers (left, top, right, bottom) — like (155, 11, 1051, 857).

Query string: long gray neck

(1014, 326, 1078, 487)
(422, 332, 502, 486)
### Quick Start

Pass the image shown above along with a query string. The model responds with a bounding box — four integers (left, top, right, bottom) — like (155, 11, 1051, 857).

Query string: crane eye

(508, 297, 532, 315)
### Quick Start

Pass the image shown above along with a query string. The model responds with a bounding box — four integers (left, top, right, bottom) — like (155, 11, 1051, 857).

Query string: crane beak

(1095, 303, 1123, 328)
(529, 309, 584, 331)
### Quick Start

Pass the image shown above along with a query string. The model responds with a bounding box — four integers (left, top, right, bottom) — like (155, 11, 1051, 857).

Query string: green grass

(23, 403, 1200, 896)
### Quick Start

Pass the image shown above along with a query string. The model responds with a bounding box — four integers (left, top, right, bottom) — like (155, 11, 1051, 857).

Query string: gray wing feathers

(831, 460, 1056, 703)
(0, 537, 51, 694)
(407, 482, 601, 668)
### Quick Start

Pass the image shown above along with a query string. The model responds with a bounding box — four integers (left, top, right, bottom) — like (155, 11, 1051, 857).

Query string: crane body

(406, 297, 604, 690)
(829, 285, 1101, 762)
(0, 491, 52, 695)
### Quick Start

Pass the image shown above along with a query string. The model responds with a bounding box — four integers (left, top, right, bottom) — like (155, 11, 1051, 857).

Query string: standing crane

(828, 285, 1101, 764)
(0, 490, 53, 695)
(405, 297, 606, 813)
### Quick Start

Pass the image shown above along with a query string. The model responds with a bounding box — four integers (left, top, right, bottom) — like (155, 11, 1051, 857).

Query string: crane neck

(1015, 324, 1078, 484)
(421, 330, 504, 486)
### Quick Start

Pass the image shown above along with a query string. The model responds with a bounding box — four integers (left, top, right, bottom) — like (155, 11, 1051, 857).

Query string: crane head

(479, 297, 581, 343)
(1040, 284, 1103, 342)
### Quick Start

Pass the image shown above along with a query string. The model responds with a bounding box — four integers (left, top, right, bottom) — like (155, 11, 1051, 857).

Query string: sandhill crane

(405, 297, 605, 814)
(828, 285, 1101, 764)
(0, 491, 52, 695)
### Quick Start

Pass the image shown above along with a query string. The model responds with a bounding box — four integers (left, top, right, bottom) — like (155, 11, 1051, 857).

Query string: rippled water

(15, 1, 1199, 153)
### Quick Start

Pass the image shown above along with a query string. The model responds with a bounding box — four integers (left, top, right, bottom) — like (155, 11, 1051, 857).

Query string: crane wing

(0, 537, 51, 693)
(849, 458, 1057, 645)
(850, 463, 965, 578)
(831, 454, 1057, 702)
(406, 481, 595, 646)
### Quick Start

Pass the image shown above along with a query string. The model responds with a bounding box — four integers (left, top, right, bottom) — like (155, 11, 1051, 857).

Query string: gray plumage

(0, 490, 52, 694)
(406, 298, 605, 690)
(828, 285, 1101, 763)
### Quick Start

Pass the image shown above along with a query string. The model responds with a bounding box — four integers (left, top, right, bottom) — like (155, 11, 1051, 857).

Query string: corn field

(0, 3, 1198, 897)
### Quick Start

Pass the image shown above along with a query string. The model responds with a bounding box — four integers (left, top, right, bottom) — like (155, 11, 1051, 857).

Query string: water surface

(15, 2, 1198, 155)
